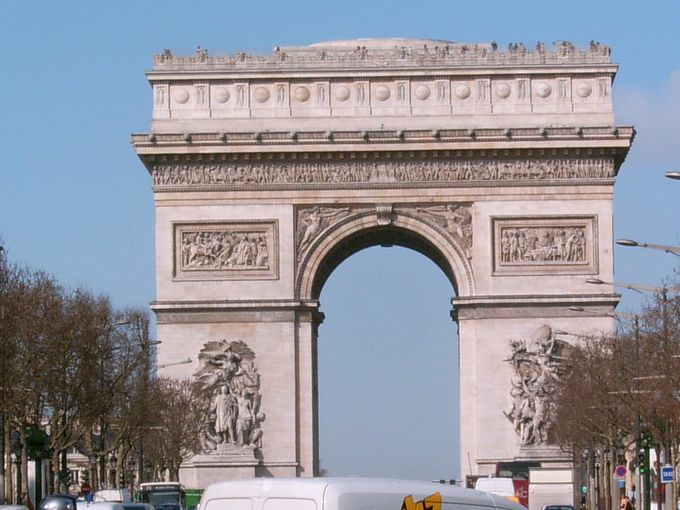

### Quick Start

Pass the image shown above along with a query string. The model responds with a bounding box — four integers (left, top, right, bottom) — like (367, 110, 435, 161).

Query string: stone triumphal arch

(132, 39, 633, 487)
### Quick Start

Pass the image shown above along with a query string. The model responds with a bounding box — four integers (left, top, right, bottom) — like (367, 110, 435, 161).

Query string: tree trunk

(51, 448, 60, 494)
(0, 412, 5, 504)
(3, 423, 9, 504)
(20, 429, 28, 506)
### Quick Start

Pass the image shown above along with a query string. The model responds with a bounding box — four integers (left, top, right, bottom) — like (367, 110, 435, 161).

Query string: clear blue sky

(2, 1, 679, 481)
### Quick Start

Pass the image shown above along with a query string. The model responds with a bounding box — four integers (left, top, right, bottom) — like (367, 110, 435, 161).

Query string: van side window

(204, 498, 253, 510)
(262, 499, 316, 510)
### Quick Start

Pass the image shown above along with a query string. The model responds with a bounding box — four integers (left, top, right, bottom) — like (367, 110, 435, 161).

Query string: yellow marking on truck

(401, 492, 442, 510)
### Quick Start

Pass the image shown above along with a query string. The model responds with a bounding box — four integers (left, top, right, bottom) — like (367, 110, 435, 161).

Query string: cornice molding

(133, 126, 634, 153)
(452, 292, 619, 308)
(152, 298, 320, 312)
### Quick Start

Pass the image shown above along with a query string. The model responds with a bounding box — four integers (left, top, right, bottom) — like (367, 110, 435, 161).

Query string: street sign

(661, 465, 674, 484)
(617, 480, 626, 489)
(615, 465, 627, 478)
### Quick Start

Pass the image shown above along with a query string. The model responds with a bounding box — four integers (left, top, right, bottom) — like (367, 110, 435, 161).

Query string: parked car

(39, 495, 78, 510)
(76, 502, 125, 510)
(542, 506, 575, 510)
(0, 505, 30, 510)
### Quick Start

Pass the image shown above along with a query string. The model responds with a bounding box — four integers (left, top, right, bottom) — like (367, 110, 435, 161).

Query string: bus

(139, 482, 186, 510)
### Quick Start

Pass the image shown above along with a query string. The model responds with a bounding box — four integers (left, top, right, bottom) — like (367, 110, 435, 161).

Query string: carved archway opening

(314, 233, 460, 477)
(297, 212, 473, 303)
(309, 224, 457, 301)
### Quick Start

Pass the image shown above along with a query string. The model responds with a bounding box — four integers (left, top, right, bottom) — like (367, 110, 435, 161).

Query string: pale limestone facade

(132, 38, 633, 486)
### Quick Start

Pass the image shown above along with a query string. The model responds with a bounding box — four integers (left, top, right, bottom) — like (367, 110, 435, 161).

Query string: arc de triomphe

(132, 39, 633, 487)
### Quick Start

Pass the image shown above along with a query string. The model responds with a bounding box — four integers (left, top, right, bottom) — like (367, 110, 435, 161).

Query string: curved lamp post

(157, 357, 192, 370)
(616, 239, 680, 258)
(585, 277, 677, 295)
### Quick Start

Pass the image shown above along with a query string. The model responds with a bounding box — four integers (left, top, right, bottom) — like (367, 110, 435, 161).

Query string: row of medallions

(157, 77, 607, 109)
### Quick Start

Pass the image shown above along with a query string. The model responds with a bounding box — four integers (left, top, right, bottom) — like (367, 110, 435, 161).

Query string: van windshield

(141, 491, 181, 510)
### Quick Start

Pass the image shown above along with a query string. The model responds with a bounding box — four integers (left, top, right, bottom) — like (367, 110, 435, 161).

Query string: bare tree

(143, 378, 204, 481)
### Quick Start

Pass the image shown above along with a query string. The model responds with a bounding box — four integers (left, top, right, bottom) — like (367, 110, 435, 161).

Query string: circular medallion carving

(455, 84, 471, 100)
(293, 86, 310, 102)
(254, 86, 270, 103)
(414, 84, 430, 100)
(495, 83, 511, 99)
(375, 85, 391, 101)
(535, 82, 552, 98)
(576, 82, 592, 98)
(335, 85, 350, 102)
(214, 87, 230, 104)
(173, 88, 190, 104)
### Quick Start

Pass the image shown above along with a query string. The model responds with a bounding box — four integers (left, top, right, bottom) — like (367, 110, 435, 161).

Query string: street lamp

(569, 305, 639, 322)
(665, 171, 680, 181)
(585, 278, 676, 295)
(616, 239, 680, 258)
(157, 357, 192, 369)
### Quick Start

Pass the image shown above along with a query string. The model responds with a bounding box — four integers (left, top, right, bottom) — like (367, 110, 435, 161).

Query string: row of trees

(552, 274, 680, 510)
(0, 244, 203, 505)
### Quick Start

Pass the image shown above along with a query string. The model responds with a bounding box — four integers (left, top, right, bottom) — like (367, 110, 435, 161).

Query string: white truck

(528, 469, 574, 510)
(199, 477, 529, 510)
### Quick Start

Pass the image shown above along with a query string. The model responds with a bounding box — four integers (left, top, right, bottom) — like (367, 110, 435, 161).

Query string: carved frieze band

(492, 215, 597, 275)
(174, 221, 278, 281)
(295, 203, 473, 262)
(152, 157, 614, 189)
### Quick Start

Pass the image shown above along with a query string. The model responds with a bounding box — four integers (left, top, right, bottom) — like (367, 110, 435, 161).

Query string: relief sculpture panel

(296, 206, 352, 261)
(152, 157, 615, 189)
(492, 216, 597, 275)
(415, 204, 473, 258)
(504, 325, 570, 446)
(193, 339, 264, 454)
(294, 203, 474, 263)
(174, 221, 278, 280)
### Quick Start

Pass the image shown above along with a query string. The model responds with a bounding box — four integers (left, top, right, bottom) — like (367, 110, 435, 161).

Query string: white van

(475, 477, 520, 504)
(199, 477, 528, 510)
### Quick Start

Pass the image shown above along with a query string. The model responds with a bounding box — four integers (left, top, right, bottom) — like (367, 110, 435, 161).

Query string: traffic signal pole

(644, 448, 651, 510)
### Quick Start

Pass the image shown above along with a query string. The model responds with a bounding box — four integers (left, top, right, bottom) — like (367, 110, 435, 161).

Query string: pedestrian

(620, 496, 633, 510)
